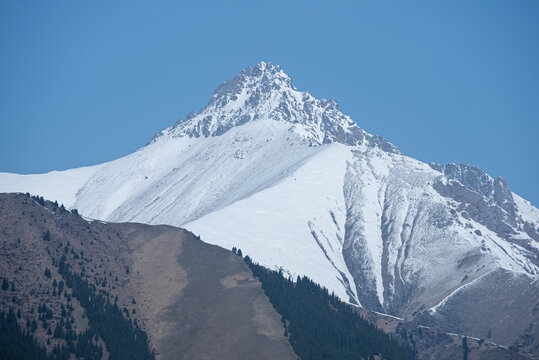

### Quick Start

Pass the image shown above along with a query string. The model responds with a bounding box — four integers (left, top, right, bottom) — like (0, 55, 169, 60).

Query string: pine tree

(54, 323, 64, 339)
(463, 336, 469, 360)
(1, 278, 8, 291)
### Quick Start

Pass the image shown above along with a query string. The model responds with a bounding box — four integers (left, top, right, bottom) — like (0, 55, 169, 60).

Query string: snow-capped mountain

(1, 61, 537, 349)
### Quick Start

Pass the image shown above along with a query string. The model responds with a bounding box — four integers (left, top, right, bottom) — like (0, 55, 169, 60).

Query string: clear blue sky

(1, 1, 538, 205)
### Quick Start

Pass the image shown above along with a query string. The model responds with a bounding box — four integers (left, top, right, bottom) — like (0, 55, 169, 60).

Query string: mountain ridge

(151, 61, 401, 153)
(0, 61, 537, 355)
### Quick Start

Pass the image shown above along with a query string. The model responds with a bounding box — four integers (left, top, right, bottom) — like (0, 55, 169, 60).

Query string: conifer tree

(463, 336, 469, 360)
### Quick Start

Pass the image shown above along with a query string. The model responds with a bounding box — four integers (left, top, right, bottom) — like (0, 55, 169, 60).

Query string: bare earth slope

(0, 193, 297, 360)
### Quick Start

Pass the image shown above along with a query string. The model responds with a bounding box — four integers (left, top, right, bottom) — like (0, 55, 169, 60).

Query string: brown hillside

(0, 193, 297, 360)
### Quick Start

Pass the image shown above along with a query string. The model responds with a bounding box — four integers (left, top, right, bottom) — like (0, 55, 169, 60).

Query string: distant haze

(1, 1, 537, 204)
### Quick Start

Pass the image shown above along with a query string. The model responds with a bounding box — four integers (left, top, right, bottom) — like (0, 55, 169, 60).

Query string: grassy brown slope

(0, 193, 297, 360)
(159, 236, 297, 359)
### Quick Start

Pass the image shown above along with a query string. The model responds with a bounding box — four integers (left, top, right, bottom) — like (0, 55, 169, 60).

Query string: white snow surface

(185, 143, 358, 303)
(513, 193, 539, 228)
(0, 165, 103, 207)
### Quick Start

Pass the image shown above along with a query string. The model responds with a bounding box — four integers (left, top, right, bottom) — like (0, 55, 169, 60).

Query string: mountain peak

(239, 61, 288, 82)
(154, 62, 399, 152)
(244, 61, 286, 77)
(208, 61, 294, 107)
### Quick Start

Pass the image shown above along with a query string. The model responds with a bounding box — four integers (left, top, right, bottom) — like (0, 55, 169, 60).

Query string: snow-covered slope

(185, 143, 358, 304)
(1, 61, 537, 348)
(0, 165, 103, 207)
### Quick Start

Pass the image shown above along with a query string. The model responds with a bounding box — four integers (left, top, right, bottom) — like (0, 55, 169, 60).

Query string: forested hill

(241, 250, 415, 360)
(0, 192, 296, 359)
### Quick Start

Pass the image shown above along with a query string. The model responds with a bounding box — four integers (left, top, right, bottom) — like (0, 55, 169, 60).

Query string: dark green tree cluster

(231, 247, 243, 257)
(0, 308, 72, 359)
(57, 255, 154, 360)
(49, 345, 70, 360)
(74, 329, 104, 360)
(244, 256, 415, 360)
(31, 194, 46, 206)
(28, 193, 67, 211)
(0, 308, 49, 360)
(38, 303, 53, 321)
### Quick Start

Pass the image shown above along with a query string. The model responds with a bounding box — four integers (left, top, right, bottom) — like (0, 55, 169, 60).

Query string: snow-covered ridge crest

(152, 61, 400, 152)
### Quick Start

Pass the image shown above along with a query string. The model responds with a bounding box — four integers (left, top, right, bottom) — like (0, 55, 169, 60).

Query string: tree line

(239, 250, 416, 360)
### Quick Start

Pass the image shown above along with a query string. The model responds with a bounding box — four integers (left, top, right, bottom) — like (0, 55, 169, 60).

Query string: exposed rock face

(430, 163, 517, 228)
(430, 163, 539, 266)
